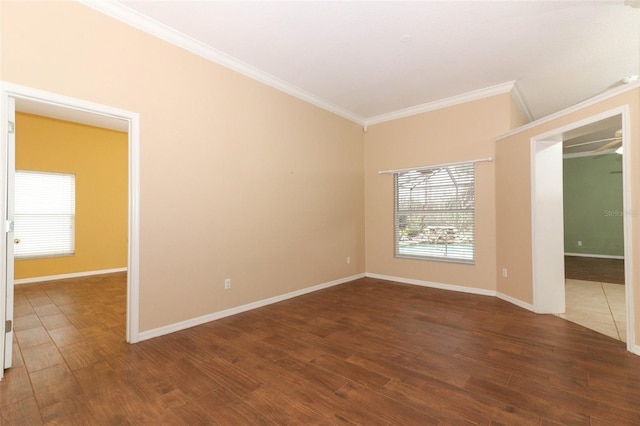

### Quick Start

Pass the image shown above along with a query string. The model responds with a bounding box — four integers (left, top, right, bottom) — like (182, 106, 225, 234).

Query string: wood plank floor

(2, 273, 640, 425)
(565, 255, 624, 284)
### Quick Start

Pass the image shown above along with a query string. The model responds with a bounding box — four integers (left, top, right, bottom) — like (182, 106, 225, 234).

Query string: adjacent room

(561, 116, 627, 341)
(2, 1, 640, 424)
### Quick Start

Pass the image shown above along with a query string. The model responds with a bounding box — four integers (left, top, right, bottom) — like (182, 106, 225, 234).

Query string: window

(395, 163, 475, 263)
(14, 171, 76, 259)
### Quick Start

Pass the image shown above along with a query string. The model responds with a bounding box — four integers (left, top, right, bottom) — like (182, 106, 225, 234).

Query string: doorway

(531, 106, 635, 352)
(0, 82, 141, 379)
(560, 115, 626, 341)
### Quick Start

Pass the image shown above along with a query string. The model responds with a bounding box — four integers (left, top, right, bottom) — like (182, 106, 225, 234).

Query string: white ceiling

(101, 0, 640, 124)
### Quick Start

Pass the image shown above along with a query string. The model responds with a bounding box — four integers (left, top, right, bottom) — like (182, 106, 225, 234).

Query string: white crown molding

(510, 81, 534, 123)
(364, 81, 518, 127)
(74, 1, 534, 128)
(497, 80, 640, 141)
(75, 0, 366, 125)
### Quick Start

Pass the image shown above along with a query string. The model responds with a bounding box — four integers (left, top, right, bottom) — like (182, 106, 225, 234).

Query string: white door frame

(531, 135, 565, 314)
(0, 82, 141, 379)
(531, 105, 635, 353)
(3, 97, 15, 370)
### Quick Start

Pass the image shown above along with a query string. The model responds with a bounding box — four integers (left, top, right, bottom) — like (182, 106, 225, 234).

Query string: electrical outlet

(347, 256, 351, 264)
(224, 278, 231, 290)
(502, 268, 508, 278)
(577, 241, 582, 246)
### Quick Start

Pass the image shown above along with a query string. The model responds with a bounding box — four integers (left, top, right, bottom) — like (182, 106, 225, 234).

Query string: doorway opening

(531, 106, 635, 352)
(560, 115, 626, 341)
(0, 83, 141, 379)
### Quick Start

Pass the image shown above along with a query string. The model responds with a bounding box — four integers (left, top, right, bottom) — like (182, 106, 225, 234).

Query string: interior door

(3, 96, 15, 370)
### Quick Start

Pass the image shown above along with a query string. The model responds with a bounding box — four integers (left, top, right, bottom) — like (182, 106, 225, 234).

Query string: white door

(3, 96, 16, 371)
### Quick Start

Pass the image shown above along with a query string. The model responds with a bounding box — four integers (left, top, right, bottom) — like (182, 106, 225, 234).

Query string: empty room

(1, 1, 640, 424)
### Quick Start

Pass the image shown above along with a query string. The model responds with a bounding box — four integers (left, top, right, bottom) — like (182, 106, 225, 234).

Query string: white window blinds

(14, 171, 76, 259)
(394, 163, 475, 263)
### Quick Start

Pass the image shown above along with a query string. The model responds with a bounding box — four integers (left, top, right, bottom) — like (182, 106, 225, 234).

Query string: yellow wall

(14, 113, 128, 279)
(364, 93, 520, 291)
(0, 1, 365, 332)
(496, 89, 640, 341)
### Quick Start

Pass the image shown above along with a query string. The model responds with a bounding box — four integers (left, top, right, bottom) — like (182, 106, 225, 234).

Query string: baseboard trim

(365, 272, 497, 297)
(14, 268, 128, 285)
(365, 272, 537, 313)
(564, 252, 624, 260)
(138, 273, 366, 342)
(496, 291, 535, 312)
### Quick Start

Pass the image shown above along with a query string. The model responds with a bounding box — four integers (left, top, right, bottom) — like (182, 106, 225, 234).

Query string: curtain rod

(378, 157, 493, 175)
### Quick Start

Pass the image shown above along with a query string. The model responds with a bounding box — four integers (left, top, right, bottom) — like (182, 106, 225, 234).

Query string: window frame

(394, 163, 475, 264)
(14, 170, 76, 260)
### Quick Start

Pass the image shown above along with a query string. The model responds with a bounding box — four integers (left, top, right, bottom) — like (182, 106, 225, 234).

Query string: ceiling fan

(593, 129, 623, 153)
(565, 129, 623, 154)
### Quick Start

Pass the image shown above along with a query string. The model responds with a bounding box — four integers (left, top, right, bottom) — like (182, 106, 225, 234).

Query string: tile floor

(559, 279, 627, 342)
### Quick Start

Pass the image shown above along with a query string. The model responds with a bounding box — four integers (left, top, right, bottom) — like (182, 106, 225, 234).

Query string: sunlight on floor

(558, 279, 626, 342)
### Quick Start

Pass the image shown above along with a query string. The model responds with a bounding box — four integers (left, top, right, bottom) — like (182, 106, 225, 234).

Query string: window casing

(394, 163, 475, 263)
(14, 171, 76, 259)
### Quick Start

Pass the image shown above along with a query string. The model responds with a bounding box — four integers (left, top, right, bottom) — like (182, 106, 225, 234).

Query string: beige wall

(14, 113, 128, 280)
(496, 89, 640, 341)
(364, 93, 519, 291)
(0, 1, 365, 331)
(5, 1, 637, 346)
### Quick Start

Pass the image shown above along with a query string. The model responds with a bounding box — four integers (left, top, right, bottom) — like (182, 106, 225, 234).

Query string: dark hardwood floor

(565, 255, 625, 284)
(2, 273, 640, 425)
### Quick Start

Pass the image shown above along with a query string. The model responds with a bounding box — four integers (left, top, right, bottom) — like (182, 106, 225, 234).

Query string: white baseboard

(365, 272, 536, 313)
(496, 291, 534, 312)
(365, 272, 497, 297)
(14, 267, 128, 285)
(564, 252, 624, 260)
(138, 273, 366, 342)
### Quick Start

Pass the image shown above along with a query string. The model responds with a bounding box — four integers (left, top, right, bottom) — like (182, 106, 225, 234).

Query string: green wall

(563, 153, 623, 257)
